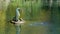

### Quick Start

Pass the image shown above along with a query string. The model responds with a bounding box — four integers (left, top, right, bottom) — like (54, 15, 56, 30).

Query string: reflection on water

(29, 22, 49, 26)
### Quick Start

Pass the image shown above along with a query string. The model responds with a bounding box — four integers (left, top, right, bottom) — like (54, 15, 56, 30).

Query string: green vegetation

(0, 0, 60, 34)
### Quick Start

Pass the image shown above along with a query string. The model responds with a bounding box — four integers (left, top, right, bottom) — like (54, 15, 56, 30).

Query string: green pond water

(0, 0, 60, 34)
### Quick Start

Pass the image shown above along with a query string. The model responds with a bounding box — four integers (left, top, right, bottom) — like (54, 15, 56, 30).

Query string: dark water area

(21, 21, 60, 34)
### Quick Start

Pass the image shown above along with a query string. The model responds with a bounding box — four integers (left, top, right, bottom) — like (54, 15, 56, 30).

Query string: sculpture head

(16, 8, 20, 11)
